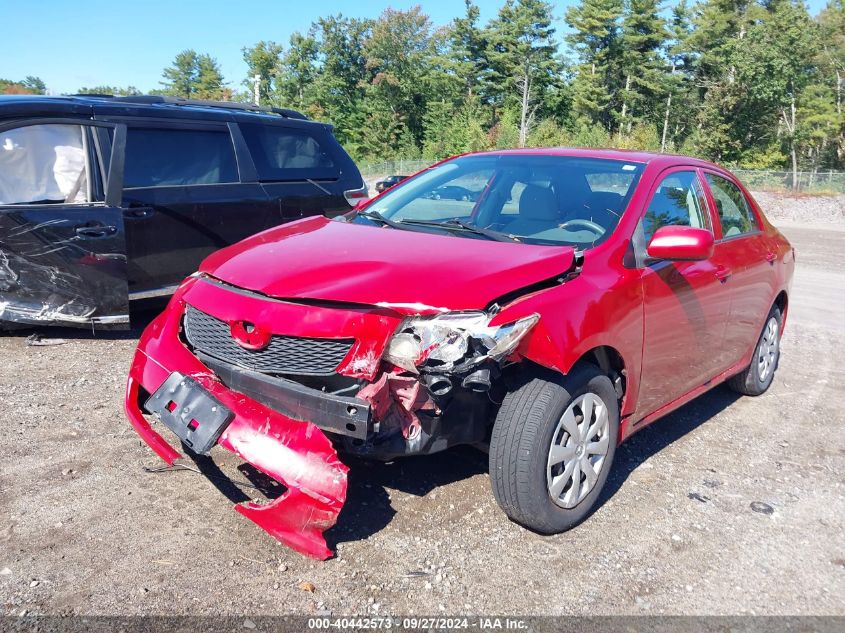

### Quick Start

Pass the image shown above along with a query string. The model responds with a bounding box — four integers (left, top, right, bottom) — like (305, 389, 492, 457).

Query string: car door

(0, 120, 129, 327)
(117, 120, 275, 298)
(701, 170, 774, 369)
(635, 167, 731, 416)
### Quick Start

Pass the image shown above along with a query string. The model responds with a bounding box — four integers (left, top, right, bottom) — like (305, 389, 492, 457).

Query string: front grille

(183, 306, 354, 376)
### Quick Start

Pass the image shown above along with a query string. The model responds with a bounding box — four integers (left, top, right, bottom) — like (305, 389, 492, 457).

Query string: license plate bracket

(145, 372, 234, 454)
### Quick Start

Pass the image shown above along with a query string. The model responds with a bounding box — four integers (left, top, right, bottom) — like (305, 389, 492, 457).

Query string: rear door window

(123, 127, 238, 188)
(0, 124, 91, 205)
(704, 173, 758, 238)
(642, 170, 711, 241)
(239, 123, 337, 181)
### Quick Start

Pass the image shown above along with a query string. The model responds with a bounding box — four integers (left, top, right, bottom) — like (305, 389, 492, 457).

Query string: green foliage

(160, 50, 229, 100)
(76, 86, 141, 96)
(1, 76, 46, 94)
(242, 41, 283, 105)
(486, 0, 561, 145)
(56, 0, 841, 173)
(566, 0, 624, 128)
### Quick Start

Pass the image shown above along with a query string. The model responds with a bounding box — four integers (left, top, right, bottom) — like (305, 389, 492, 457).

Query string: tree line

(8, 0, 845, 179)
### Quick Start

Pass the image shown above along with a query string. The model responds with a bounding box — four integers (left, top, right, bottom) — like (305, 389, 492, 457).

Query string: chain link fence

(732, 169, 845, 194)
(359, 160, 845, 195)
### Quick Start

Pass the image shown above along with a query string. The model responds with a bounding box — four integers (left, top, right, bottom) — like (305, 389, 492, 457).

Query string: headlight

(382, 311, 540, 373)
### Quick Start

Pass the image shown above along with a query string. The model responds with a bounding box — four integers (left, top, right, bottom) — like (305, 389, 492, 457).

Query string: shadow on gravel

(327, 446, 488, 548)
(329, 386, 743, 547)
(598, 384, 743, 509)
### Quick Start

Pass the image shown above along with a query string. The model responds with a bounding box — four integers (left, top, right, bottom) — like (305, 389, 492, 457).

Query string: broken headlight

(382, 312, 540, 373)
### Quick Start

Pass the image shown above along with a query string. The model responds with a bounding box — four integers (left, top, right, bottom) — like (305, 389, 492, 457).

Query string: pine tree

(161, 50, 200, 97)
(194, 54, 228, 101)
(487, 0, 560, 146)
(616, 0, 667, 137)
(566, 0, 624, 130)
(660, 0, 695, 152)
(160, 50, 227, 100)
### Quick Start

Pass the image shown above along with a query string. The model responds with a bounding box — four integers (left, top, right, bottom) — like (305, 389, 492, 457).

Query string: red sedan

(124, 149, 794, 559)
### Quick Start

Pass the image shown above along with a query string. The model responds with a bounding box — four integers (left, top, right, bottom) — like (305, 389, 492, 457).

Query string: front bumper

(124, 285, 350, 560)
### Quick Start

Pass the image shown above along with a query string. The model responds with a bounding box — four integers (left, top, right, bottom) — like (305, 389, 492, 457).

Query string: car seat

(506, 184, 561, 236)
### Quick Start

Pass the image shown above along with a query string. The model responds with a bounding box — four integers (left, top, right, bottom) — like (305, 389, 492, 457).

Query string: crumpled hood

(199, 216, 575, 312)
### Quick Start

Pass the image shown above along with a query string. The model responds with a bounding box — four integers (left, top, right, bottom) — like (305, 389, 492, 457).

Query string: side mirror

(353, 198, 371, 210)
(646, 225, 714, 261)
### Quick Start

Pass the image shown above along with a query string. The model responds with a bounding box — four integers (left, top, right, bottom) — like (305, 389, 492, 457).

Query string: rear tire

(726, 305, 782, 396)
(489, 364, 618, 534)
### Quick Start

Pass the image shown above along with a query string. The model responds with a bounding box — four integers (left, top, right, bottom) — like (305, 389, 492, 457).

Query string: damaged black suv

(0, 95, 365, 328)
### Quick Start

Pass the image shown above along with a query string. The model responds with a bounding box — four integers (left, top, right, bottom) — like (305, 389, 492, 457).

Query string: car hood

(199, 216, 575, 313)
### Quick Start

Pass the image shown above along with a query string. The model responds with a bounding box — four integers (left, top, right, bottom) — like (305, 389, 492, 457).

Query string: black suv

(0, 95, 365, 328)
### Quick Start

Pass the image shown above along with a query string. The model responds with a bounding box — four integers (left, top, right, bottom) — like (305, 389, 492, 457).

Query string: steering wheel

(560, 218, 605, 235)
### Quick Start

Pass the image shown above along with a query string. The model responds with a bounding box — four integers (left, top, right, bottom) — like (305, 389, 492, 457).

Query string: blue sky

(0, 0, 831, 95)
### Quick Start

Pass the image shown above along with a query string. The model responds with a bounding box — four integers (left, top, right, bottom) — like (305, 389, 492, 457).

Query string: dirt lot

(1, 218, 843, 617)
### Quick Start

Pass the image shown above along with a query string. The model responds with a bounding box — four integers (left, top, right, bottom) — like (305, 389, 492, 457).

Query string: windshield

(357, 154, 644, 247)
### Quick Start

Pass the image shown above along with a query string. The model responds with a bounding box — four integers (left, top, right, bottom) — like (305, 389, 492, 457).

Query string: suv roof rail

(70, 94, 310, 120)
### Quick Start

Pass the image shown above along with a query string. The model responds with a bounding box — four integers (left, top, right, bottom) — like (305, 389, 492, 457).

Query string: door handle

(715, 265, 732, 283)
(766, 252, 777, 265)
(124, 208, 154, 219)
(75, 224, 117, 239)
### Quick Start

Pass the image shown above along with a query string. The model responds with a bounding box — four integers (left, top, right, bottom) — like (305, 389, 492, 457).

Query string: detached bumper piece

(126, 352, 348, 560)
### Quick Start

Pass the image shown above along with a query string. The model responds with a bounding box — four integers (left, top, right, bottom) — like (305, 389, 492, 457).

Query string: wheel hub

(546, 392, 610, 509)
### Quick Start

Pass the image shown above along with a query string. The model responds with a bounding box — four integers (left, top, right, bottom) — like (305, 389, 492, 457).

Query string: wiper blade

(358, 210, 406, 230)
(400, 218, 521, 243)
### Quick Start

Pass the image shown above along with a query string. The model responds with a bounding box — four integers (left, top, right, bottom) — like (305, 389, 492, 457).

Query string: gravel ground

(0, 215, 843, 617)
(751, 191, 845, 225)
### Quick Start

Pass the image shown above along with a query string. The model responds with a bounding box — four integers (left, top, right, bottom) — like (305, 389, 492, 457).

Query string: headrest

(519, 185, 559, 221)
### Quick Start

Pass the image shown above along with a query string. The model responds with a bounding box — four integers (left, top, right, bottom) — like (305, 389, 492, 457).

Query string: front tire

(489, 364, 619, 534)
(726, 305, 782, 396)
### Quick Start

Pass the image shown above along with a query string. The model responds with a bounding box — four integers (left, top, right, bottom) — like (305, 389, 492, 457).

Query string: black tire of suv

(489, 364, 619, 534)
(726, 305, 783, 396)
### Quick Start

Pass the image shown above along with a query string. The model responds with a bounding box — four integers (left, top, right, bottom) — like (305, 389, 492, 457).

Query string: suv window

(643, 170, 711, 241)
(240, 123, 336, 181)
(0, 124, 89, 205)
(705, 173, 757, 238)
(123, 127, 238, 188)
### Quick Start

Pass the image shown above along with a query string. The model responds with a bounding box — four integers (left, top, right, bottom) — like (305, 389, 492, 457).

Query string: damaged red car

(125, 149, 794, 559)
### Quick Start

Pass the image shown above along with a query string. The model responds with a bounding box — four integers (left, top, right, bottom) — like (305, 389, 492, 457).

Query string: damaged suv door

(0, 120, 129, 327)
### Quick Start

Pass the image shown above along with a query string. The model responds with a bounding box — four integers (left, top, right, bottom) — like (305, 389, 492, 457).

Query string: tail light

(343, 185, 369, 207)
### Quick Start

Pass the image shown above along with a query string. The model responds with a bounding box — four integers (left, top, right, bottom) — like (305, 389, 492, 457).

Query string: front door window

(0, 124, 89, 205)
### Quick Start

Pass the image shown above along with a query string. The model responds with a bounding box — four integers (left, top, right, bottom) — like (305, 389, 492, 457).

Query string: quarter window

(705, 173, 757, 238)
(642, 171, 711, 241)
(0, 124, 90, 205)
(123, 127, 238, 188)
(239, 123, 336, 181)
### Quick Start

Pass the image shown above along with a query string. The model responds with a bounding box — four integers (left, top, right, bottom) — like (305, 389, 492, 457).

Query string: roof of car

(0, 94, 320, 127)
(466, 147, 726, 172)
